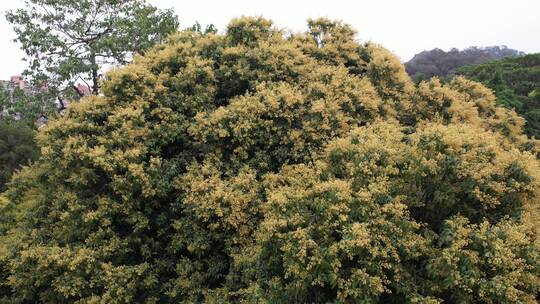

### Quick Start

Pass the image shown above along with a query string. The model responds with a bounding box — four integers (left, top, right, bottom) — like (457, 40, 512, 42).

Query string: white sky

(1, 0, 539, 80)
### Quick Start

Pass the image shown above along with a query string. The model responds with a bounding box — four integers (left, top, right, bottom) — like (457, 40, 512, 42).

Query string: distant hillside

(457, 53, 540, 138)
(405, 46, 524, 81)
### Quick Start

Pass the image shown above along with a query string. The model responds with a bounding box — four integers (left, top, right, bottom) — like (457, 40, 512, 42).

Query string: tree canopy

(457, 53, 540, 138)
(0, 17, 539, 303)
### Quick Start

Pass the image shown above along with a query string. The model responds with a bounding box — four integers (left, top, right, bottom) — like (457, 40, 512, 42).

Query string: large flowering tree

(1, 17, 539, 303)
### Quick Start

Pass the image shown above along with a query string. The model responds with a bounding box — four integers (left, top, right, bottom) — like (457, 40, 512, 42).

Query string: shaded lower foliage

(0, 120, 38, 192)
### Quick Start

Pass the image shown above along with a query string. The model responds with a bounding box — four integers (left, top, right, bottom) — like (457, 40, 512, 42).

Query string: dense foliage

(405, 46, 524, 81)
(0, 17, 539, 303)
(0, 120, 38, 192)
(0, 85, 57, 123)
(457, 53, 540, 138)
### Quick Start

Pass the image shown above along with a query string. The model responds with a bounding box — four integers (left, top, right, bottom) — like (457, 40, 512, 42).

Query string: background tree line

(405, 46, 524, 81)
(457, 53, 540, 138)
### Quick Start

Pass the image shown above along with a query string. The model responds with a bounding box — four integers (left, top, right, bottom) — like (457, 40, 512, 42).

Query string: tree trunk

(57, 96, 66, 112)
(90, 50, 99, 94)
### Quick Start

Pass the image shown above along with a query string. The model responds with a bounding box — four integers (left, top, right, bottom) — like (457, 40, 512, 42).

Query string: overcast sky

(1, 0, 539, 80)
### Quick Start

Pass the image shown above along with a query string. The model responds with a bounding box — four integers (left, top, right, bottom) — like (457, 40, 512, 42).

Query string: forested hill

(457, 53, 540, 138)
(405, 46, 524, 81)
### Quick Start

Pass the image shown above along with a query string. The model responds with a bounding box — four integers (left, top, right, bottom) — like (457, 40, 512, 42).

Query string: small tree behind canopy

(6, 0, 179, 99)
